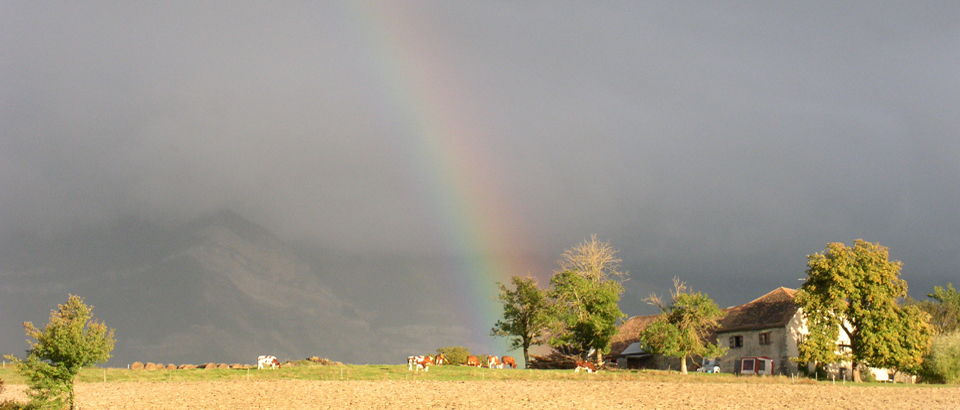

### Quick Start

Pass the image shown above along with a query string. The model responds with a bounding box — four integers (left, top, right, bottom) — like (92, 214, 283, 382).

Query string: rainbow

(344, 3, 539, 351)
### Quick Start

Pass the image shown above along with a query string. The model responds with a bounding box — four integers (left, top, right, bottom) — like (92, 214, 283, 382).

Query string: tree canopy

(919, 331, 960, 384)
(491, 276, 551, 367)
(640, 278, 726, 374)
(7, 295, 115, 410)
(795, 240, 933, 381)
(546, 236, 627, 366)
(926, 283, 960, 335)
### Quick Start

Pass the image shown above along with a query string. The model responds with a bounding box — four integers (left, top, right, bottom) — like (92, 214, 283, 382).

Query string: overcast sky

(3, 2, 959, 313)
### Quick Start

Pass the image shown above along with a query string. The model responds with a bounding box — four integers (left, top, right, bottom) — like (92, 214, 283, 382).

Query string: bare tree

(557, 234, 627, 282)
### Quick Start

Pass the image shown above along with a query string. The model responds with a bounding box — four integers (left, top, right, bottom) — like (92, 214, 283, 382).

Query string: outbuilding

(737, 356, 774, 375)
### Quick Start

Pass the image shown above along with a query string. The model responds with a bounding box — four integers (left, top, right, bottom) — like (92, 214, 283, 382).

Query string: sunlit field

(4, 362, 960, 410)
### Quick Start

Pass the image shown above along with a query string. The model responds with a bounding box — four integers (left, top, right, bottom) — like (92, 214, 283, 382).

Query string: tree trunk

(680, 356, 688, 374)
(523, 348, 530, 369)
(596, 351, 603, 368)
(852, 363, 861, 382)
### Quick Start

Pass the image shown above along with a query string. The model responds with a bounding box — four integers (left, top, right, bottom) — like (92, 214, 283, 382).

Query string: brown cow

(574, 360, 597, 373)
(435, 353, 446, 366)
(465, 355, 481, 367)
(501, 356, 517, 369)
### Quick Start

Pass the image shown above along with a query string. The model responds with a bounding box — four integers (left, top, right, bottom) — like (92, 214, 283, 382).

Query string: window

(728, 335, 743, 348)
(741, 358, 755, 372)
(759, 332, 771, 345)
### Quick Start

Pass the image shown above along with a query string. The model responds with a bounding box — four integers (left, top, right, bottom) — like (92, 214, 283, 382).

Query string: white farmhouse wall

(719, 310, 807, 375)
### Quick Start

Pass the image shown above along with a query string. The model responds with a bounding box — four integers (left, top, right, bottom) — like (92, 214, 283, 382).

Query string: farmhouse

(714, 287, 805, 375)
(610, 287, 814, 375)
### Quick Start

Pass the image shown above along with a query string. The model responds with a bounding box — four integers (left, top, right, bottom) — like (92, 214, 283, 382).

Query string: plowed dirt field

(4, 380, 959, 409)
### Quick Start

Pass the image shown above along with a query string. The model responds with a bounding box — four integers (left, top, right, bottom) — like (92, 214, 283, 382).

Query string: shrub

(920, 331, 960, 384)
(435, 346, 470, 366)
(5, 295, 114, 410)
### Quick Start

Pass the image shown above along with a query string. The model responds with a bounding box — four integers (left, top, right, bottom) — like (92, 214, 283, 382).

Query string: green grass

(0, 361, 949, 387)
(0, 361, 793, 384)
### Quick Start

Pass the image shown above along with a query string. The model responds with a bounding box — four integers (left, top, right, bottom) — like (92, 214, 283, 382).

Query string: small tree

(435, 346, 470, 366)
(926, 283, 960, 335)
(795, 240, 933, 382)
(919, 331, 960, 384)
(5, 295, 115, 410)
(640, 278, 726, 374)
(491, 276, 551, 368)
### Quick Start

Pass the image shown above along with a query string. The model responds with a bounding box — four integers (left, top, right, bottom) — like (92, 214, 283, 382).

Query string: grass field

(0, 360, 944, 387)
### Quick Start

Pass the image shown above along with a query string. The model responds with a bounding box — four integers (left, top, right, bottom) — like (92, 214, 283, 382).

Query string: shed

(738, 356, 774, 375)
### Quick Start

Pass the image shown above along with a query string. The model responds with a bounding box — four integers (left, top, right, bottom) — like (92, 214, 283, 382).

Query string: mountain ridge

(0, 210, 376, 365)
(0, 210, 524, 365)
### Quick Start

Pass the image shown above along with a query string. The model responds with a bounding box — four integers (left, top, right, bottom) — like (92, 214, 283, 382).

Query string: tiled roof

(609, 314, 660, 356)
(716, 287, 798, 333)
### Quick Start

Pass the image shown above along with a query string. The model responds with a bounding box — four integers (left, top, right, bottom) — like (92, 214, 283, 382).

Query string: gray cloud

(2, 1, 959, 313)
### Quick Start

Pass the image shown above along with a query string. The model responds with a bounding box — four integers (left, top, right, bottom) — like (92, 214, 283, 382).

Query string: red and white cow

(435, 353, 446, 366)
(574, 360, 596, 373)
(257, 355, 281, 369)
(502, 356, 517, 369)
(407, 355, 434, 371)
(487, 355, 503, 369)
(416, 355, 434, 372)
(465, 355, 481, 367)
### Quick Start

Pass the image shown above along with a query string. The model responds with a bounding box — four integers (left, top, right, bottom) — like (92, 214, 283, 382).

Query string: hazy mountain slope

(0, 210, 523, 365)
(0, 211, 375, 365)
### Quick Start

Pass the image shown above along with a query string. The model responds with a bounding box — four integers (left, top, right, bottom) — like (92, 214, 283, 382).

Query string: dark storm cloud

(2, 1, 959, 308)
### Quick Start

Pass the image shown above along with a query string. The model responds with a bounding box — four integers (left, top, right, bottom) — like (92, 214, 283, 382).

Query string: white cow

(258, 355, 281, 369)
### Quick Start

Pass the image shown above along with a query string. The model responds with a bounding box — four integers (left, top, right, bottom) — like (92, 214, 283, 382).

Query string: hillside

(0, 211, 477, 366)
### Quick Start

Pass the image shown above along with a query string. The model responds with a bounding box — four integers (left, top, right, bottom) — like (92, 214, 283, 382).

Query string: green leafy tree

(795, 240, 933, 382)
(435, 346, 470, 366)
(640, 278, 727, 374)
(5, 295, 115, 410)
(925, 283, 960, 335)
(919, 331, 960, 384)
(491, 276, 551, 368)
(546, 236, 628, 366)
(548, 270, 625, 366)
